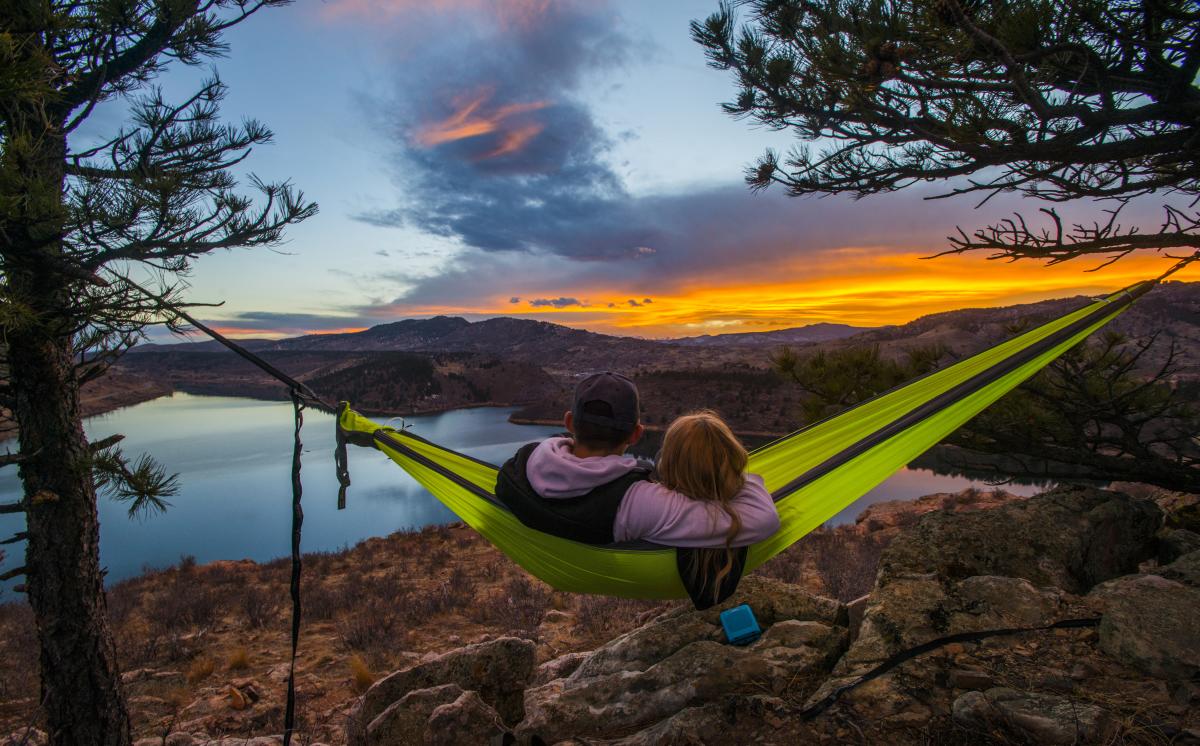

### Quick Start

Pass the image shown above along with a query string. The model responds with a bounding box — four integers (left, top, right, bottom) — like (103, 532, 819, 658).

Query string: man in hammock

(495, 372, 779, 604)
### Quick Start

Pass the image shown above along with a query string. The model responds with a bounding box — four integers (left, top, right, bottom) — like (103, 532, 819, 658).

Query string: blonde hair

(655, 410, 748, 602)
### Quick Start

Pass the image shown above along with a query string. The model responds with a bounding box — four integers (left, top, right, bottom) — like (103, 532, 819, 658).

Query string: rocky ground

(2, 484, 1197, 745)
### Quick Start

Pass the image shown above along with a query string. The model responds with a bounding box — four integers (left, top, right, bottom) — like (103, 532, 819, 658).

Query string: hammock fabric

(336, 281, 1156, 600)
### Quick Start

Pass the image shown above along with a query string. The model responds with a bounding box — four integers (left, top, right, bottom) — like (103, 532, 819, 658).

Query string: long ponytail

(655, 411, 748, 604)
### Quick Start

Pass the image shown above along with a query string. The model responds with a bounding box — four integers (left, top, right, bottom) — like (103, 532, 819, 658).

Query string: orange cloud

(413, 91, 549, 158)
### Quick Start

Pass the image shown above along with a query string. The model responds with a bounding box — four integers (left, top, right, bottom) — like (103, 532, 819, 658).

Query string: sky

(77, 0, 1199, 340)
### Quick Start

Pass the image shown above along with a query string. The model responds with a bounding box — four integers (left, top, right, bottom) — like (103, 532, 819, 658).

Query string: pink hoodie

(525, 436, 780, 547)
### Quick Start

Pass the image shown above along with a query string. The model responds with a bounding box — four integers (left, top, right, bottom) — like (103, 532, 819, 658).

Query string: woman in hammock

(495, 372, 778, 604)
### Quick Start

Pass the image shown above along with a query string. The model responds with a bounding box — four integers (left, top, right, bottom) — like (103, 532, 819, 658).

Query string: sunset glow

(368, 253, 1200, 339)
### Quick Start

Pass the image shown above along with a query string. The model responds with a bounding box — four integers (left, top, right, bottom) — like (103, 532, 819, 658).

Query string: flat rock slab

(952, 687, 1115, 744)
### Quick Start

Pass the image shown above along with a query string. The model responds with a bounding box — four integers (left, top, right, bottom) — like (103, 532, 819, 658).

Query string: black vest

(494, 441, 747, 610)
(495, 442, 648, 544)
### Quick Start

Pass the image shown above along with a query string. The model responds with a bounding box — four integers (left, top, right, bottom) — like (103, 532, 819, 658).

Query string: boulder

(876, 486, 1161, 593)
(516, 577, 848, 743)
(347, 636, 535, 746)
(366, 685, 463, 746)
(952, 688, 1115, 744)
(1090, 572, 1200, 680)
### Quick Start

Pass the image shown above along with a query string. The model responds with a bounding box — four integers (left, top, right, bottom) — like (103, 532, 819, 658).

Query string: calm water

(0, 394, 1045, 595)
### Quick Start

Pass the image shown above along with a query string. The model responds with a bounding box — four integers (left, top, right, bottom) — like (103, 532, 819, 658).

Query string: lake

(0, 393, 1046, 595)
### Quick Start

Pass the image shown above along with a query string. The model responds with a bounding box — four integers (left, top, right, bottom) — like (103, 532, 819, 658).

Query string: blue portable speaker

(720, 604, 761, 645)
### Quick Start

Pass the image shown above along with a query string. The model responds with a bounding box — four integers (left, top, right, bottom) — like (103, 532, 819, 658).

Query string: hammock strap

(771, 279, 1153, 500)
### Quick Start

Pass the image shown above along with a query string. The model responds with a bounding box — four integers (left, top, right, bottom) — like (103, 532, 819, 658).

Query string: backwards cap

(572, 372, 639, 430)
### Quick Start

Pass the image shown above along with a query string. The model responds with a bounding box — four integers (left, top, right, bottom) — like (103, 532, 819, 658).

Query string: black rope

(283, 392, 305, 746)
(120, 280, 352, 744)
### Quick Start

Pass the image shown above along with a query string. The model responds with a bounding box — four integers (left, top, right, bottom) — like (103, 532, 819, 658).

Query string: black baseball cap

(572, 372, 640, 430)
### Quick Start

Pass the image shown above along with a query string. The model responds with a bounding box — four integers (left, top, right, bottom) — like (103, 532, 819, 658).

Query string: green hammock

(336, 281, 1155, 600)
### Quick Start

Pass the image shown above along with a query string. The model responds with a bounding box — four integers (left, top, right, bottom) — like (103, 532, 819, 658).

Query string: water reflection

(0, 394, 559, 593)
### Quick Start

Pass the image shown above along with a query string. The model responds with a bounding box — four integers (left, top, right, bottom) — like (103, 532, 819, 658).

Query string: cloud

(202, 311, 369, 336)
(626, 299, 642, 307)
(357, 0, 653, 260)
(528, 297, 584, 308)
(509, 296, 521, 303)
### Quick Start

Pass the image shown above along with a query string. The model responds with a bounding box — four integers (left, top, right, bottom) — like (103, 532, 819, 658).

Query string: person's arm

(614, 473, 780, 547)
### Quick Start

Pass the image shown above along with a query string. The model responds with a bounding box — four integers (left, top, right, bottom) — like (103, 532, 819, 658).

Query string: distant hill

(669, 323, 868, 347)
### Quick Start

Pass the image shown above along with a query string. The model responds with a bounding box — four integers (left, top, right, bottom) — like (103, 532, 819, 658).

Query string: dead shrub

(337, 598, 400, 661)
(470, 576, 550, 634)
(303, 581, 343, 621)
(806, 530, 886, 602)
(151, 579, 221, 634)
(240, 586, 275, 629)
(572, 595, 665, 639)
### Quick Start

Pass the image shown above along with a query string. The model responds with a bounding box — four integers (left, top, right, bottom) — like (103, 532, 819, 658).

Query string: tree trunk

(5, 120, 132, 744)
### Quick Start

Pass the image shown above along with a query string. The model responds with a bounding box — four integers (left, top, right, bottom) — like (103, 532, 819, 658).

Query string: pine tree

(693, 0, 1200, 272)
(0, 3, 315, 743)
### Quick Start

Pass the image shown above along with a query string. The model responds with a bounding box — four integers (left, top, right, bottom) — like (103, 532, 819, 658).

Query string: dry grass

(227, 647, 250, 671)
(348, 654, 375, 694)
(185, 656, 215, 685)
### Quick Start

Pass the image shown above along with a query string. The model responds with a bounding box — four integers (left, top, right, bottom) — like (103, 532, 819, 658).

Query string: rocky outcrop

(516, 576, 847, 743)
(826, 487, 1160, 677)
(346, 636, 534, 746)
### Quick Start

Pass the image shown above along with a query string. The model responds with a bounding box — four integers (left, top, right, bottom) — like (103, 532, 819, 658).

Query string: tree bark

(5, 117, 132, 745)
